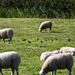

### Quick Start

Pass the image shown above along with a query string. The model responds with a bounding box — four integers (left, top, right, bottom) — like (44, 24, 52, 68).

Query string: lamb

(0, 28, 13, 44)
(40, 50, 59, 60)
(39, 21, 52, 32)
(60, 47, 75, 56)
(0, 51, 21, 75)
(39, 53, 73, 75)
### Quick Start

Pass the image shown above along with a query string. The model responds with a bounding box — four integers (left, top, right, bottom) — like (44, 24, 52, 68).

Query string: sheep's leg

(16, 69, 19, 75)
(0, 69, 3, 75)
(55, 70, 56, 75)
(3, 38, 5, 43)
(69, 70, 71, 75)
(1, 71, 3, 75)
(11, 69, 15, 75)
(10, 38, 12, 44)
(8, 39, 10, 44)
(49, 27, 52, 32)
(51, 71, 53, 75)
(9, 38, 12, 44)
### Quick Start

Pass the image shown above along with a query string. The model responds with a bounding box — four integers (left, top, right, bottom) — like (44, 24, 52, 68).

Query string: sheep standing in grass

(39, 21, 52, 32)
(0, 28, 13, 44)
(40, 50, 59, 60)
(39, 53, 73, 75)
(0, 51, 21, 75)
(60, 47, 75, 56)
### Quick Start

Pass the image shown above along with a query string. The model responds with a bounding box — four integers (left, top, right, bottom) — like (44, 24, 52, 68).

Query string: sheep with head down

(0, 28, 13, 44)
(39, 21, 52, 32)
(60, 47, 75, 56)
(40, 50, 59, 60)
(39, 53, 73, 75)
(0, 51, 21, 75)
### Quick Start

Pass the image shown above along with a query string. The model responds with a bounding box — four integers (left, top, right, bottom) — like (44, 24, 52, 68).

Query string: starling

(45, 40, 47, 41)
(41, 41, 43, 43)
(22, 39, 26, 41)
(68, 38, 70, 41)
(37, 38, 39, 41)
(28, 40, 31, 43)
(55, 38, 57, 41)
(51, 39, 53, 42)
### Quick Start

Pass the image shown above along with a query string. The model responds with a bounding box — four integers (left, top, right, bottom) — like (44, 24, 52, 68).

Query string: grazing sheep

(39, 53, 73, 75)
(39, 21, 52, 32)
(0, 28, 13, 44)
(40, 50, 59, 60)
(60, 47, 75, 56)
(0, 51, 21, 75)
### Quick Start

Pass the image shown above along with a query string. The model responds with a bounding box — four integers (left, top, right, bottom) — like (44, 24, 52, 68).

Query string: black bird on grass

(55, 38, 57, 41)
(37, 38, 39, 41)
(50, 39, 53, 42)
(28, 40, 31, 43)
(68, 38, 70, 41)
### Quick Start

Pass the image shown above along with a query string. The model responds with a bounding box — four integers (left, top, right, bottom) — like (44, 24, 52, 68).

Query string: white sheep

(40, 50, 59, 60)
(39, 53, 73, 75)
(39, 21, 52, 32)
(0, 51, 21, 75)
(60, 47, 75, 56)
(0, 28, 13, 44)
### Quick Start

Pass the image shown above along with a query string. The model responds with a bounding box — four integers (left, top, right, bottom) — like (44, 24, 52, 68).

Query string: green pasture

(0, 18, 75, 75)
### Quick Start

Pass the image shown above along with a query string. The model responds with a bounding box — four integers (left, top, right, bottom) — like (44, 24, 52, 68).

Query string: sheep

(0, 51, 21, 75)
(39, 21, 52, 32)
(40, 50, 59, 60)
(0, 28, 13, 44)
(39, 53, 73, 75)
(60, 47, 75, 56)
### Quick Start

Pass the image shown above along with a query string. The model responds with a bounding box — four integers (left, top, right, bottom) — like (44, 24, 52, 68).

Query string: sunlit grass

(0, 18, 75, 75)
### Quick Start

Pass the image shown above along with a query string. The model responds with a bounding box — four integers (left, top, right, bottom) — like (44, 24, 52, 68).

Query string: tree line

(0, 0, 75, 18)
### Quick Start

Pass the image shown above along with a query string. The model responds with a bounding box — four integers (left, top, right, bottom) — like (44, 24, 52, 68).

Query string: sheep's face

(39, 70, 46, 75)
(68, 51, 75, 56)
(72, 51, 75, 56)
(39, 29, 42, 32)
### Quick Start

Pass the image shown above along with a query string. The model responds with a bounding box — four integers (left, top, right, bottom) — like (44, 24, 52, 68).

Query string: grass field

(0, 18, 75, 75)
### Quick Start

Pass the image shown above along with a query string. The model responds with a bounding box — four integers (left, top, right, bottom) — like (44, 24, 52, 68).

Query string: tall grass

(0, 18, 75, 75)
(0, 7, 74, 18)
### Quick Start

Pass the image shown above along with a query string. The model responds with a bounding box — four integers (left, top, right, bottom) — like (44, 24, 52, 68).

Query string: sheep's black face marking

(39, 29, 42, 32)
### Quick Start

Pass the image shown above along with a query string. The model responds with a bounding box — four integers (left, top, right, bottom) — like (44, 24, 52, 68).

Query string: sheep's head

(39, 28, 42, 32)
(71, 51, 75, 56)
(39, 70, 46, 75)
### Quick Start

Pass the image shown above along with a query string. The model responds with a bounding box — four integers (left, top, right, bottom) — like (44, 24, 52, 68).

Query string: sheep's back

(60, 47, 75, 53)
(40, 51, 52, 60)
(0, 28, 13, 38)
(42, 53, 73, 71)
(39, 21, 52, 29)
(40, 50, 59, 60)
(0, 51, 21, 68)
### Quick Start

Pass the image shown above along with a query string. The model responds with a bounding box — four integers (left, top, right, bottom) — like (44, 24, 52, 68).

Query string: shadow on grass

(52, 31, 64, 33)
(41, 31, 64, 33)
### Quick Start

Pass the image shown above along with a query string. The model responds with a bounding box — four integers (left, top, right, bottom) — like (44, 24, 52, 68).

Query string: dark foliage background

(0, 0, 75, 18)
